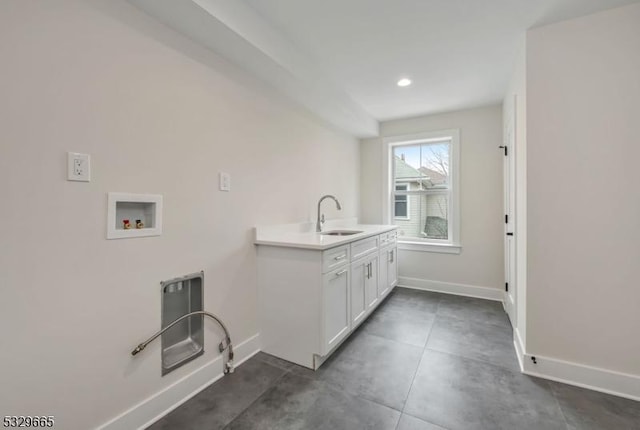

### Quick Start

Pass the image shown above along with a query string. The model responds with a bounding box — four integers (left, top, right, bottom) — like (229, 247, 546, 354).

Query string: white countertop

(254, 220, 397, 250)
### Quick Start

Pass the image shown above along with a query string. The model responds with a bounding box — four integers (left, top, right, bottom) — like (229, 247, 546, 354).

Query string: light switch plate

(67, 152, 90, 182)
(219, 172, 231, 191)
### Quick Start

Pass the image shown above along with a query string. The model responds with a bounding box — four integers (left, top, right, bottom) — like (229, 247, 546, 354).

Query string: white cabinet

(350, 258, 367, 327)
(322, 266, 351, 354)
(378, 230, 398, 298)
(350, 254, 378, 328)
(351, 236, 379, 260)
(388, 247, 398, 289)
(379, 248, 389, 297)
(322, 244, 350, 273)
(378, 246, 398, 298)
(257, 227, 397, 369)
(365, 256, 379, 311)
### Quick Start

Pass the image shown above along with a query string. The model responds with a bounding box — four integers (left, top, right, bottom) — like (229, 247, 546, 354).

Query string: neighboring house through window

(384, 130, 461, 253)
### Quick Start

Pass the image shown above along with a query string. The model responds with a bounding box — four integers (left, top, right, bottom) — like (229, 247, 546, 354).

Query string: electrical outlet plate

(67, 152, 90, 182)
(219, 172, 231, 191)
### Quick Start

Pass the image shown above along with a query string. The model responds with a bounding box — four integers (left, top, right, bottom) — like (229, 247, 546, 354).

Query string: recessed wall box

(107, 192, 162, 239)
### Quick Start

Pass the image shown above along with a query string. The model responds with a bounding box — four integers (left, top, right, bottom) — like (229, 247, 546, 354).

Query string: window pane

(394, 184, 409, 218)
(420, 142, 449, 188)
(394, 200, 408, 218)
(393, 194, 449, 240)
(393, 142, 450, 190)
(393, 146, 422, 181)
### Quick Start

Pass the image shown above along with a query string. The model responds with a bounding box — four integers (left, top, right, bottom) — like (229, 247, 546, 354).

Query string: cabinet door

(322, 266, 350, 354)
(365, 256, 379, 310)
(388, 247, 398, 291)
(350, 260, 367, 327)
(378, 248, 390, 298)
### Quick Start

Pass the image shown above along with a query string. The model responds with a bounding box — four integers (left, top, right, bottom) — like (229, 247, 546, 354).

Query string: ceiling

(130, 0, 639, 136)
(243, 0, 639, 121)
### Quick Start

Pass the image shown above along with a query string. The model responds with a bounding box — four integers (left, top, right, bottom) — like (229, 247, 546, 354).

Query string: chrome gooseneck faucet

(316, 195, 342, 232)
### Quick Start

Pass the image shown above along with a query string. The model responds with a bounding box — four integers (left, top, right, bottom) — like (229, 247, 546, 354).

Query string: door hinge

(505, 214, 509, 224)
(499, 145, 508, 156)
(505, 282, 509, 292)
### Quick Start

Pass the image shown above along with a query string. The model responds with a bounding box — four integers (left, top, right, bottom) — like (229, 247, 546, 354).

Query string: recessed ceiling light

(397, 78, 412, 87)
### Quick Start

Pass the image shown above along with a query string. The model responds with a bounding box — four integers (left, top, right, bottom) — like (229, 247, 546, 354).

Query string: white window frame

(394, 183, 410, 220)
(383, 129, 461, 254)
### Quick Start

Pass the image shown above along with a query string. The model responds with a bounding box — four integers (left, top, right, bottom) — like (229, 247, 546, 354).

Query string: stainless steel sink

(320, 230, 363, 236)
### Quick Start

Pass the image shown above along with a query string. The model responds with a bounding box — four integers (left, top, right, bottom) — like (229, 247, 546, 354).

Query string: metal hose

(131, 311, 235, 374)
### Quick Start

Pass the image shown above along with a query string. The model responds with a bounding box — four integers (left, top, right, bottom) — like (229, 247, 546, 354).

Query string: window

(394, 184, 409, 219)
(385, 130, 460, 253)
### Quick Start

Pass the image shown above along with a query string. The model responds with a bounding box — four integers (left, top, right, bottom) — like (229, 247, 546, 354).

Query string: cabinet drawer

(387, 230, 398, 243)
(322, 245, 350, 273)
(379, 230, 398, 248)
(351, 236, 379, 261)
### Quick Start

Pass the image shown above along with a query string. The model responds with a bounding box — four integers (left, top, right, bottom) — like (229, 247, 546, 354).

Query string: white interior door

(503, 95, 517, 326)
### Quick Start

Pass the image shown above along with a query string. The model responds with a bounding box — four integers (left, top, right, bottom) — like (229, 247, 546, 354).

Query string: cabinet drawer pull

(336, 269, 348, 277)
(334, 254, 347, 261)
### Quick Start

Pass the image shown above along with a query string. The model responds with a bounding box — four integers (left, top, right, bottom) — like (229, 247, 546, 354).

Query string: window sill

(397, 241, 462, 254)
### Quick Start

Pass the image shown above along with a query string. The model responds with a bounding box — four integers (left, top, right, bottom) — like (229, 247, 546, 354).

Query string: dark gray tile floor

(147, 287, 640, 430)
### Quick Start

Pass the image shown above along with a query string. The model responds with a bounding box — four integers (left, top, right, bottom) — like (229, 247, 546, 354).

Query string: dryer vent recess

(129, 272, 235, 375)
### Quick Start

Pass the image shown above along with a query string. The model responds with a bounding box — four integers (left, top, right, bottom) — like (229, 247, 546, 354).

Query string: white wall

(360, 105, 504, 292)
(527, 3, 640, 376)
(0, 1, 359, 429)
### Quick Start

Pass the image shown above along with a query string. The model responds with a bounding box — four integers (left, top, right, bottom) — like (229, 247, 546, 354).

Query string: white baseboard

(513, 328, 525, 372)
(97, 333, 261, 430)
(401, 278, 640, 401)
(397, 276, 503, 301)
(513, 332, 639, 402)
